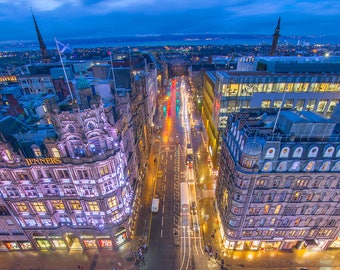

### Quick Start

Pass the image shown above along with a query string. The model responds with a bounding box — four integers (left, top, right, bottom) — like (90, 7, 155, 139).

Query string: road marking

(160, 229, 163, 238)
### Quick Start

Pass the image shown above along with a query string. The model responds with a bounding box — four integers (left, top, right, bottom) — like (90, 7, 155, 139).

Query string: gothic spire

(32, 10, 50, 63)
(270, 16, 281, 56)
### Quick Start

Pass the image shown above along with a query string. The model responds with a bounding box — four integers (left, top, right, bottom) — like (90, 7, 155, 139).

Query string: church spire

(270, 16, 281, 56)
(32, 10, 50, 63)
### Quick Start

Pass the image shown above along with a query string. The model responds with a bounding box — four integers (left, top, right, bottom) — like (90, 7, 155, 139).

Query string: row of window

(240, 228, 334, 238)
(2, 180, 123, 198)
(0, 163, 120, 183)
(264, 146, 340, 159)
(262, 160, 340, 172)
(17, 210, 124, 228)
(250, 191, 338, 203)
(233, 203, 336, 217)
(14, 197, 120, 214)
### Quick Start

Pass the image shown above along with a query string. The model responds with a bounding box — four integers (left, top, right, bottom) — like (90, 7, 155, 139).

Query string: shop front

(49, 235, 67, 249)
(97, 235, 113, 248)
(329, 235, 340, 248)
(260, 241, 282, 250)
(115, 227, 128, 246)
(33, 235, 52, 250)
(80, 235, 97, 249)
(4, 241, 21, 251)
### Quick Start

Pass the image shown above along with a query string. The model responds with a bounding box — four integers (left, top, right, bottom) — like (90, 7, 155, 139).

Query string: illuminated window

(31, 202, 46, 212)
(31, 145, 42, 157)
(110, 210, 123, 223)
(51, 147, 60, 158)
(99, 165, 109, 176)
(261, 100, 271, 108)
(70, 200, 82, 210)
(320, 161, 331, 171)
(316, 99, 327, 113)
(295, 218, 301, 226)
(304, 161, 315, 171)
(263, 205, 270, 214)
(1, 149, 12, 161)
(306, 99, 316, 111)
(293, 147, 303, 158)
(274, 205, 281, 214)
(280, 147, 290, 158)
(16, 202, 28, 212)
(107, 196, 118, 209)
(262, 161, 272, 171)
(270, 218, 276, 226)
(88, 202, 99, 211)
(52, 200, 65, 210)
(291, 192, 301, 202)
(265, 148, 275, 158)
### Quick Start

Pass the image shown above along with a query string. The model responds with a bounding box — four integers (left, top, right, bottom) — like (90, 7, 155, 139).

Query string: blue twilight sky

(0, 0, 340, 43)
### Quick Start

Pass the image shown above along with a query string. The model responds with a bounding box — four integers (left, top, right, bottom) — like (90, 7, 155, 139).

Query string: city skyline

(0, 0, 340, 43)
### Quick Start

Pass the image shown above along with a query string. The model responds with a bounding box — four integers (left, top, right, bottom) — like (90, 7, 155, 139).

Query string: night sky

(0, 0, 339, 42)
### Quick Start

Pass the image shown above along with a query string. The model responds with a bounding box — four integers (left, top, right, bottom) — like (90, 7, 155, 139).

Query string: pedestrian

(215, 252, 218, 260)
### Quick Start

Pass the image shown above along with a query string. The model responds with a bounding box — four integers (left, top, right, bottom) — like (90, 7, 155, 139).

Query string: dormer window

(280, 147, 290, 158)
(265, 147, 275, 159)
(32, 145, 42, 158)
(293, 147, 303, 158)
(308, 146, 319, 158)
(324, 146, 335, 157)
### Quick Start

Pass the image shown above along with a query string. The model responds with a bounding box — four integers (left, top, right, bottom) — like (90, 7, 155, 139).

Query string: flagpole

(55, 38, 74, 101)
(272, 92, 286, 132)
(109, 51, 117, 92)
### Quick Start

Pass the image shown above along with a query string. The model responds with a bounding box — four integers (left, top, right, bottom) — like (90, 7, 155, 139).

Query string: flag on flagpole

(56, 39, 72, 53)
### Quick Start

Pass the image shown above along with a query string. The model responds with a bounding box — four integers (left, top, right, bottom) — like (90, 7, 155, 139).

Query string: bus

(180, 182, 190, 214)
(151, 198, 160, 213)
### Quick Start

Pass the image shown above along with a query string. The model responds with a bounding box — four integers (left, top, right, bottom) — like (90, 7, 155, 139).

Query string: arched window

(51, 147, 60, 158)
(1, 149, 12, 162)
(293, 146, 303, 158)
(280, 147, 290, 158)
(304, 161, 315, 172)
(289, 161, 300, 171)
(265, 147, 275, 159)
(324, 146, 335, 157)
(319, 161, 331, 171)
(274, 205, 281, 214)
(336, 147, 340, 157)
(276, 161, 287, 172)
(308, 146, 319, 158)
(331, 161, 340, 171)
(31, 145, 42, 157)
(262, 161, 272, 172)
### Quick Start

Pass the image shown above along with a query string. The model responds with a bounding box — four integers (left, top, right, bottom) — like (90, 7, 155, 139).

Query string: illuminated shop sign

(25, 158, 62, 166)
(0, 75, 17, 82)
